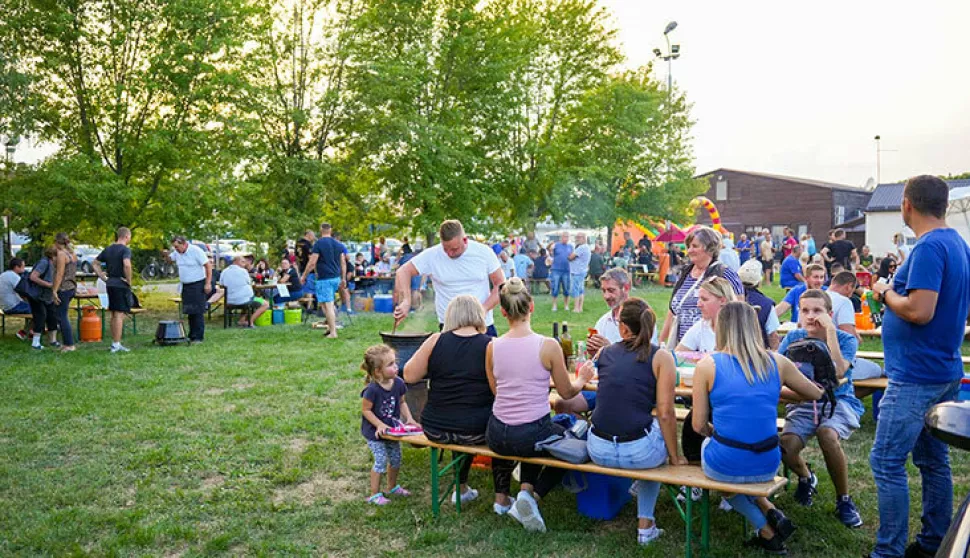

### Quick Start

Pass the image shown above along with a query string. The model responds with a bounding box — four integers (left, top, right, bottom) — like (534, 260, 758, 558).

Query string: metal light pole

(654, 22, 680, 97)
(875, 135, 881, 185)
(1, 136, 18, 269)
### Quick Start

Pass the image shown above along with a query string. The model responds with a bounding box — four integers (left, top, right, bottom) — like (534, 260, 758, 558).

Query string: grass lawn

(1, 282, 968, 557)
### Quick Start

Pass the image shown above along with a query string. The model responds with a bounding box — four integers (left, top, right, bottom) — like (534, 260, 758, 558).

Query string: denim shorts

(314, 276, 341, 303)
(568, 273, 586, 297)
(782, 398, 861, 444)
(701, 438, 777, 484)
(588, 418, 667, 470)
(550, 270, 570, 297)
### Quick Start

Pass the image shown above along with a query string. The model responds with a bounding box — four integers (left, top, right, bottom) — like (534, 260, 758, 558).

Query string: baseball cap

(738, 259, 763, 286)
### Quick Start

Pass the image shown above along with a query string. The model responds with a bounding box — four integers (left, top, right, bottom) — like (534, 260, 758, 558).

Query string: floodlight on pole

(664, 21, 678, 35)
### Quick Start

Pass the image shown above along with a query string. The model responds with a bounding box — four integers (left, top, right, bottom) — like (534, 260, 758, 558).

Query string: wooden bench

(170, 296, 223, 321)
(386, 433, 785, 558)
(857, 350, 970, 365)
(0, 308, 32, 336)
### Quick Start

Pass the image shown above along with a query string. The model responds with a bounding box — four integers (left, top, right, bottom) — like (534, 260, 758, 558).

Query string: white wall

(865, 212, 914, 256)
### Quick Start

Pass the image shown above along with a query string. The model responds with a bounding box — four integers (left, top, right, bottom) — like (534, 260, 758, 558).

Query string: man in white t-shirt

(393, 220, 506, 336)
(828, 270, 884, 380)
(219, 256, 269, 327)
(567, 232, 591, 312)
(167, 236, 212, 342)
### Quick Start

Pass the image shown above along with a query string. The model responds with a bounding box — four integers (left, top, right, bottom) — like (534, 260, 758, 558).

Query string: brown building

(693, 169, 872, 246)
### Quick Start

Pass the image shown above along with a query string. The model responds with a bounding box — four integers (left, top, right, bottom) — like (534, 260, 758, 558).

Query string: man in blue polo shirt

(774, 263, 826, 323)
(549, 232, 572, 312)
(779, 244, 805, 290)
(869, 175, 970, 558)
(301, 223, 346, 339)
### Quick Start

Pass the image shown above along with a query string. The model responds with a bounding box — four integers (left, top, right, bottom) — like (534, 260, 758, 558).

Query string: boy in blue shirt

(869, 175, 970, 558)
(779, 289, 864, 528)
(774, 263, 826, 323)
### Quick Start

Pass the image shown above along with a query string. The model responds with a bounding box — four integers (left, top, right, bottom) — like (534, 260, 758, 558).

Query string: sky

(10, 1, 970, 188)
(601, 0, 970, 186)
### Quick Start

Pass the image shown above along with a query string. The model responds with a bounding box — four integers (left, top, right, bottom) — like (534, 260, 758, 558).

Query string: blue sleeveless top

(702, 353, 782, 478)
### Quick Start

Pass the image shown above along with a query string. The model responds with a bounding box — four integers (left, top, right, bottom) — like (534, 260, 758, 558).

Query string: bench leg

(431, 447, 440, 518)
(701, 489, 710, 556)
(685, 494, 693, 558)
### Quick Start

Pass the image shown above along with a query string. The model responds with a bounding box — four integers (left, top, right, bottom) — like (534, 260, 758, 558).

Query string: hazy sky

(601, 0, 970, 186)
(12, 1, 970, 187)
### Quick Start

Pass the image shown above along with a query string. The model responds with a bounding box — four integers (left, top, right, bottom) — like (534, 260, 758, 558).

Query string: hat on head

(738, 259, 763, 286)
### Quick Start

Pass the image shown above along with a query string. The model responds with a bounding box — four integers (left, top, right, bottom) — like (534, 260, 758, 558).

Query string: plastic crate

(272, 309, 284, 324)
(565, 471, 632, 520)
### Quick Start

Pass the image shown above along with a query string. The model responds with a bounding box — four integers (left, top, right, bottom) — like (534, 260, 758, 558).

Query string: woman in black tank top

(404, 296, 516, 513)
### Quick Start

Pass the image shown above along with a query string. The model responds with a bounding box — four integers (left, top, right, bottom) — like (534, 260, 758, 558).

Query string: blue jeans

(273, 288, 303, 304)
(869, 379, 961, 557)
(7, 301, 30, 314)
(588, 419, 667, 520)
(701, 438, 777, 530)
(568, 273, 586, 298)
(550, 270, 570, 298)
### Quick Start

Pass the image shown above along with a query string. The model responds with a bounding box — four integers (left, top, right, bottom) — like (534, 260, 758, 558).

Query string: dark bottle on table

(552, 322, 560, 345)
(560, 321, 573, 362)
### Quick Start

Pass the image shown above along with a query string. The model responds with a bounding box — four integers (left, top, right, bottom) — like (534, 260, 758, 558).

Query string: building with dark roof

(864, 178, 970, 256)
(694, 169, 872, 246)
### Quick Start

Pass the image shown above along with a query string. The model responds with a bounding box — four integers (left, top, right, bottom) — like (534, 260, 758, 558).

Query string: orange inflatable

(689, 196, 732, 239)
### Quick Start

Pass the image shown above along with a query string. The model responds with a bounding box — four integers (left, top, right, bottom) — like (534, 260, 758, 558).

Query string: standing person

(51, 233, 78, 352)
(393, 220, 505, 336)
(486, 278, 594, 532)
(400, 236, 412, 255)
(780, 245, 805, 290)
(658, 226, 744, 347)
(93, 227, 133, 353)
(623, 231, 635, 253)
(821, 229, 858, 271)
(759, 229, 775, 285)
(807, 233, 817, 257)
(301, 223, 346, 339)
(892, 232, 911, 264)
(27, 246, 60, 350)
(549, 232, 572, 312)
(588, 244, 605, 288)
(779, 290, 864, 529)
(782, 228, 798, 259)
(736, 233, 752, 264)
(0, 258, 31, 339)
(499, 250, 515, 278)
(719, 237, 740, 272)
(295, 229, 315, 273)
(693, 302, 823, 554)
(568, 232, 591, 313)
(168, 235, 212, 343)
(587, 298, 685, 546)
(869, 175, 970, 558)
(637, 234, 652, 257)
(523, 231, 540, 254)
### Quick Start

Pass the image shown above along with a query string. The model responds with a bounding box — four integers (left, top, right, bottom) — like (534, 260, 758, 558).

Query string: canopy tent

(948, 187, 970, 245)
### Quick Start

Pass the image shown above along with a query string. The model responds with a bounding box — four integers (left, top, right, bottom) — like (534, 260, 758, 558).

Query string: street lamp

(654, 21, 681, 94)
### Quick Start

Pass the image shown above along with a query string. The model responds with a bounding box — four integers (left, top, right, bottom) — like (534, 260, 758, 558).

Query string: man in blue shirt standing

(869, 175, 970, 558)
(779, 290, 864, 528)
(301, 223, 346, 339)
(549, 232, 572, 312)
(779, 244, 805, 290)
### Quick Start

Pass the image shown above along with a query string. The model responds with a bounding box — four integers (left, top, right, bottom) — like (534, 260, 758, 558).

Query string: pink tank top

(491, 333, 552, 425)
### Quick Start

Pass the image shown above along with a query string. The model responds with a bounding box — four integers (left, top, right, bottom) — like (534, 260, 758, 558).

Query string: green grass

(0, 283, 967, 557)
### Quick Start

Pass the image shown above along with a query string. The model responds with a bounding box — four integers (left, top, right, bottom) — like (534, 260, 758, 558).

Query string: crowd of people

(361, 175, 970, 557)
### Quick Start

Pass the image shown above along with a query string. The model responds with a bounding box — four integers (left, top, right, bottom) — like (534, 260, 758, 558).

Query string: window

(716, 179, 728, 201)
(835, 205, 845, 224)
(797, 225, 808, 238)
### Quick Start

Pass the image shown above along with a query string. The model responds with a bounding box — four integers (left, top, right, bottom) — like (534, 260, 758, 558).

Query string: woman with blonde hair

(692, 302, 823, 553)
(486, 277, 594, 532)
(675, 277, 736, 354)
(403, 295, 516, 513)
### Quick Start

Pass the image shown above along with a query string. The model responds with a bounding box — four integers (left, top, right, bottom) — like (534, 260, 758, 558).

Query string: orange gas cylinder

(80, 305, 102, 342)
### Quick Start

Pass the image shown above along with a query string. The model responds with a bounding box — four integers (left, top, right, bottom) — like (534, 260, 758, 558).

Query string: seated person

(693, 302, 823, 554)
(675, 277, 737, 354)
(513, 249, 533, 280)
(273, 258, 304, 303)
(353, 253, 367, 277)
(219, 256, 269, 327)
(778, 289, 865, 528)
(587, 298, 684, 546)
(252, 258, 273, 281)
(374, 254, 392, 275)
(486, 278, 593, 532)
(775, 263, 826, 324)
(1, 257, 32, 316)
(531, 248, 550, 280)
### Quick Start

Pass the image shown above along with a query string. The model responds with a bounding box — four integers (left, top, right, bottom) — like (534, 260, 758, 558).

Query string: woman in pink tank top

(485, 277, 594, 532)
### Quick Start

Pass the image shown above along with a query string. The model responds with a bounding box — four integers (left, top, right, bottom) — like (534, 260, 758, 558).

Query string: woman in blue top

(692, 302, 823, 554)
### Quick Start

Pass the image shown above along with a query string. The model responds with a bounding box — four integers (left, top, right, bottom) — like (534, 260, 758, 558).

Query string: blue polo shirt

(312, 237, 344, 279)
(882, 228, 970, 384)
(780, 329, 863, 417)
(780, 256, 803, 289)
(551, 242, 572, 272)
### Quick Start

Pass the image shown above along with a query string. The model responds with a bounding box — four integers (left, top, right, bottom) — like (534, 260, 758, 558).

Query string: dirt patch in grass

(204, 388, 228, 396)
(232, 382, 255, 391)
(272, 472, 358, 506)
(201, 474, 226, 493)
(286, 438, 311, 454)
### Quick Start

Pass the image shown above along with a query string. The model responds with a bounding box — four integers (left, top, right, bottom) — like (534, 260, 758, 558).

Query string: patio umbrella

(655, 226, 687, 243)
(948, 187, 970, 241)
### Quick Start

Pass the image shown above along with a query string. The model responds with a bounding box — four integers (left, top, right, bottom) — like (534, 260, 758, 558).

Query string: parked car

(75, 246, 102, 273)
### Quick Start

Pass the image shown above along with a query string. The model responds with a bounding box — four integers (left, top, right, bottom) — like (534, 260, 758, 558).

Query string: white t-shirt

(679, 319, 716, 353)
(0, 270, 24, 311)
(170, 244, 208, 284)
(501, 256, 515, 278)
(219, 265, 254, 306)
(594, 306, 659, 346)
(765, 308, 781, 334)
(569, 244, 591, 275)
(411, 240, 502, 326)
(827, 290, 855, 328)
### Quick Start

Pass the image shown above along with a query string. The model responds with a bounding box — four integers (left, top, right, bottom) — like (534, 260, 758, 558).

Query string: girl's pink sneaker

(367, 493, 391, 505)
(389, 485, 411, 497)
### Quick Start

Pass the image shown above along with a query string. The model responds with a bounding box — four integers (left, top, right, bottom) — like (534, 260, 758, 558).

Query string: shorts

(106, 286, 132, 313)
(314, 276, 341, 303)
(760, 259, 773, 272)
(581, 391, 597, 411)
(245, 297, 266, 309)
(367, 439, 402, 474)
(569, 273, 586, 297)
(550, 270, 570, 297)
(410, 275, 421, 291)
(782, 399, 860, 444)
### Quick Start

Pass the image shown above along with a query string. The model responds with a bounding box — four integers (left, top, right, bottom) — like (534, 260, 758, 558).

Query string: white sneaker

(719, 497, 734, 512)
(451, 487, 479, 505)
(675, 486, 702, 503)
(110, 344, 130, 353)
(629, 480, 641, 497)
(638, 525, 664, 545)
(494, 496, 515, 515)
(508, 490, 546, 532)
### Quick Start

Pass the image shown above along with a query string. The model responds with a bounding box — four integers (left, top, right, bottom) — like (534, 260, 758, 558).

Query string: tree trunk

(606, 222, 614, 255)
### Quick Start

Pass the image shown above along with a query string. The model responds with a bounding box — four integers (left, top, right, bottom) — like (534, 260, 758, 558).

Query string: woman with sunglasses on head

(675, 277, 737, 354)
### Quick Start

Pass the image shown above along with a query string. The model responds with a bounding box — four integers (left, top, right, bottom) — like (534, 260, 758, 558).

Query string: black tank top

(591, 342, 658, 438)
(421, 331, 494, 434)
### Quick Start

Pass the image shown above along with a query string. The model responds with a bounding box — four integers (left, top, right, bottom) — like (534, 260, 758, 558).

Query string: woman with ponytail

(485, 277, 594, 532)
(586, 298, 683, 546)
